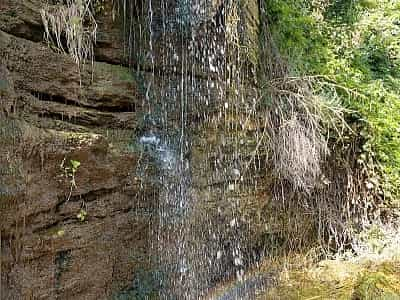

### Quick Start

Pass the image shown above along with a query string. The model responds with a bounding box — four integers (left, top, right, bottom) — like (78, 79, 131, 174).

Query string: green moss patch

(262, 259, 400, 299)
(95, 63, 135, 82)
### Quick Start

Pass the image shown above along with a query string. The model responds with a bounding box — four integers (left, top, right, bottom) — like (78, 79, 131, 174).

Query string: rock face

(0, 0, 268, 299)
(0, 29, 140, 130)
(0, 1, 155, 299)
(1, 128, 154, 300)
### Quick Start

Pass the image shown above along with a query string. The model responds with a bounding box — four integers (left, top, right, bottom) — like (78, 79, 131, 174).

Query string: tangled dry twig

(40, 0, 97, 70)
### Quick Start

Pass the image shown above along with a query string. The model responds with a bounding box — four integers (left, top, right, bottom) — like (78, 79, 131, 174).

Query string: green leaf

(70, 160, 81, 172)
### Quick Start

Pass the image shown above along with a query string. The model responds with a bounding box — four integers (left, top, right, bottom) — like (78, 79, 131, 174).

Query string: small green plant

(70, 159, 81, 173)
(60, 158, 81, 202)
(77, 208, 87, 221)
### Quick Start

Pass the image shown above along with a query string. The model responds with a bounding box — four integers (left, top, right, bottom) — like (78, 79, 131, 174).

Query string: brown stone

(0, 29, 141, 129)
(0, 126, 154, 300)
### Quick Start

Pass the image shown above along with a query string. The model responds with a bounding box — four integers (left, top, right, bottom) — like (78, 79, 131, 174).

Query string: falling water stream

(122, 0, 266, 298)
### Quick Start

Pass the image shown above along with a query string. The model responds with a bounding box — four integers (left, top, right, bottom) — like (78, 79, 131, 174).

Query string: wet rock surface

(0, 1, 153, 298)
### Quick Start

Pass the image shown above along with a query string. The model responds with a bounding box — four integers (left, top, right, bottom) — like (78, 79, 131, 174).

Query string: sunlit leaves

(266, 0, 400, 202)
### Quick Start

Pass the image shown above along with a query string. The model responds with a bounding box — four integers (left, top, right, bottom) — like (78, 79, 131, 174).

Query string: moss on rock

(261, 259, 400, 299)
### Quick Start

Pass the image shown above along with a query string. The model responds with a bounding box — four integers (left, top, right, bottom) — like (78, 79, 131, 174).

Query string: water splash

(139, 132, 177, 171)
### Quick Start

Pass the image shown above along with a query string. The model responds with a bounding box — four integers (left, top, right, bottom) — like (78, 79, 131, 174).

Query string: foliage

(61, 158, 80, 184)
(265, 0, 400, 204)
(60, 158, 81, 202)
(70, 159, 81, 173)
(77, 208, 87, 221)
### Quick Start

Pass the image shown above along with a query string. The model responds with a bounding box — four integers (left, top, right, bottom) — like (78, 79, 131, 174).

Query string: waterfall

(122, 0, 264, 298)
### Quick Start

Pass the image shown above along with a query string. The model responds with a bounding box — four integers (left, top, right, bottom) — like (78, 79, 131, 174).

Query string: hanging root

(272, 114, 326, 192)
(263, 77, 335, 193)
(40, 0, 97, 68)
(221, 11, 373, 253)
(256, 71, 376, 252)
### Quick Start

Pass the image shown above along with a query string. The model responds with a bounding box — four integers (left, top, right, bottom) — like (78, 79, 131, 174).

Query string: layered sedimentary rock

(0, 1, 153, 298)
(0, 29, 142, 129)
(0, 127, 155, 300)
